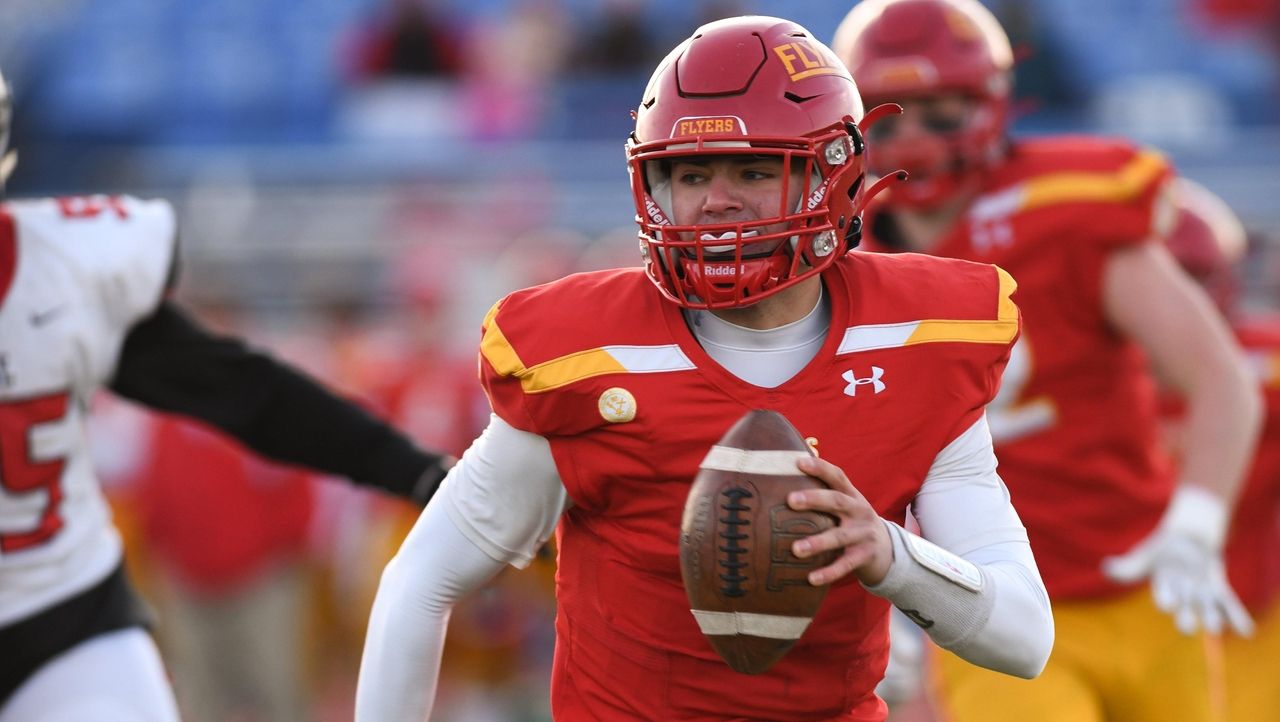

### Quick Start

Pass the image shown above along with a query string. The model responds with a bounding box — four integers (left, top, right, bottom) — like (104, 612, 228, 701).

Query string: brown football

(679, 409, 838, 675)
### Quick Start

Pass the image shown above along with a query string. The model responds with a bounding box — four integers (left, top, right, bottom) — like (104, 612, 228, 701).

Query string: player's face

(668, 155, 805, 254)
(864, 93, 978, 178)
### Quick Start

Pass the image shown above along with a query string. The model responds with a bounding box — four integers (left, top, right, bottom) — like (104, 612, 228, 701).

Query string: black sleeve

(109, 300, 452, 504)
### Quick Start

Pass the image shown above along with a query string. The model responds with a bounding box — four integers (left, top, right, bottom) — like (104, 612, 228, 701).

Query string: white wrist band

(864, 521, 995, 651)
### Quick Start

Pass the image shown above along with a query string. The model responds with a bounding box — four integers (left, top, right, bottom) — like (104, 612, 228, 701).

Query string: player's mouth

(696, 230, 775, 260)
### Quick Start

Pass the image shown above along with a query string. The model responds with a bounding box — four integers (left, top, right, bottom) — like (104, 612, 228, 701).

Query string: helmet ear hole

(846, 175, 863, 201)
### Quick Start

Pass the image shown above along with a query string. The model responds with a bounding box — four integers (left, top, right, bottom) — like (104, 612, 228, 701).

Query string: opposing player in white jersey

(0, 69, 453, 721)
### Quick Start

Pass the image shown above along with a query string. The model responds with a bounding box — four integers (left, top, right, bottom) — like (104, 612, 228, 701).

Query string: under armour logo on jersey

(842, 367, 885, 396)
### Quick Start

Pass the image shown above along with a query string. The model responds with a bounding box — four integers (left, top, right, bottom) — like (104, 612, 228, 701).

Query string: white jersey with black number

(0, 195, 175, 627)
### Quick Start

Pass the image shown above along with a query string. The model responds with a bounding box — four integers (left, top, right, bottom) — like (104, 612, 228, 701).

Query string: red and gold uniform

(861, 137, 1222, 721)
(479, 253, 1018, 721)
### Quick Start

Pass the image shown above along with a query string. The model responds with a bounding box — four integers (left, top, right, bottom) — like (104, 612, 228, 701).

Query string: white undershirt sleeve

(355, 415, 568, 722)
(445, 414, 569, 567)
(863, 414, 1054, 678)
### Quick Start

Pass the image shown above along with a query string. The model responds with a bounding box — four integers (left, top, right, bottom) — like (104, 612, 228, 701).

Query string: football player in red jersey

(1163, 178, 1280, 720)
(0, 69, 455, 720)
(356, 16, 1053, 722)
(833, 1, 1263, 720)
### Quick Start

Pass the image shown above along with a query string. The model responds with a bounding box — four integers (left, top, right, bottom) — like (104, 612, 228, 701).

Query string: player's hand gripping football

(787, 456, 893, 586)
(1102, 485, 1253, 637)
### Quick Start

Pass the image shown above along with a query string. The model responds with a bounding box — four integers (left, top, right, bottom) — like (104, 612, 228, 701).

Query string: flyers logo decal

(773, 41, 844, 82)
(672, 116, 745, 138)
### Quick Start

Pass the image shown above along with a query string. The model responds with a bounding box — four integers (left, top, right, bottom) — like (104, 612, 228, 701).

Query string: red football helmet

(832, 0, 1013, 209)
(627, 16, 877, 310)
(1166, 178, 1247, 314)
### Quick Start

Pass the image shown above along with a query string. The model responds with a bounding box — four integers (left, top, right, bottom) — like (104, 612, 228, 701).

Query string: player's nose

(700, 174, 744, 216)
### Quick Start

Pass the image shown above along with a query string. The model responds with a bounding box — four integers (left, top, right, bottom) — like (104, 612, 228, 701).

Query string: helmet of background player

(0, 69, 14, 185)
(1166, 178, 1247, 315)
(833, 0, 1013, 210)
(627, 16, 875, 310)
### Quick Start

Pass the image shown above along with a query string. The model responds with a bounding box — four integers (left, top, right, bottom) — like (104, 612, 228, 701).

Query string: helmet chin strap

(787, 169, 827, 257)
(649, 175, 672, 219)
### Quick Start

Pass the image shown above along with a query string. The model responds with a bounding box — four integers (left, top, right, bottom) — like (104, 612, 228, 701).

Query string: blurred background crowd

(2, 0, 1278, 720)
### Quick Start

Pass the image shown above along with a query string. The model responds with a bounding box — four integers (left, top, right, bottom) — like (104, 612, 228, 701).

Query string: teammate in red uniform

(1164, 178, 1280, 720)
(833, 1, 1263, 719)
(356, 16, 1053, 722)
(0, 69, 453, 720)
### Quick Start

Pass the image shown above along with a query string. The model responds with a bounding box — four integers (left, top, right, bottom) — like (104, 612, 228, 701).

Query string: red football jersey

(861, 136, 1177, 600)
(479, 253, 1018, 721)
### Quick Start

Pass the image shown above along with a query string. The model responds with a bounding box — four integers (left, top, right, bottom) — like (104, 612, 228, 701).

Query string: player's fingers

(1152, 570, 1179, 613)
(808, 544, 875, 585)
(792, 518, 879, 558)
(1174, 601, 1199, 636)
(1196, 589, 1223, 635)
(795, 456, 863, 499)
(1222, 591, 1255, 638)
(787, 488, 872, 520)
(1163, 573, 1198, 634)
(1101, 541, 1154, 583)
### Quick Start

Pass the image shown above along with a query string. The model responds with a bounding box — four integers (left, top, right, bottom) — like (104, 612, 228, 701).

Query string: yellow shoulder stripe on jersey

(903, 266, 1018, 345)
(479, 301, 526, 379)
(1020, 150, 1167, 211)
(480, 302, 696, 393)
(837, 266, 1018, 354)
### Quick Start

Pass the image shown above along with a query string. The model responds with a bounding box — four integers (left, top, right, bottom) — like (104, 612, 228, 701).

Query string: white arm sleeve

(355, 415, 567, 722)
(864, 414, 1054, 678)
(445, 414, 569, 567)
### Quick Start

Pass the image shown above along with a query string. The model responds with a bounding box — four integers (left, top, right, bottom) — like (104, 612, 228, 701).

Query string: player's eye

(920, 112, 968, 134)
(865, 114, 901, 141)
(865, 109, 970, 140)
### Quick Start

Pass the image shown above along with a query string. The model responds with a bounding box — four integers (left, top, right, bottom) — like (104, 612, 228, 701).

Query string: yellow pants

(1225, 595, 1280, 721)
(930, 587, 1223, 722)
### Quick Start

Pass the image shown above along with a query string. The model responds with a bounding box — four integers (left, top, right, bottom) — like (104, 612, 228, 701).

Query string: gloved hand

(1102, 485, 1253, 637)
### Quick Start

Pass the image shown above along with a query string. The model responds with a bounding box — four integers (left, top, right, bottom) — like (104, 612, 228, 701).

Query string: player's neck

(708, 276, 823, 330)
